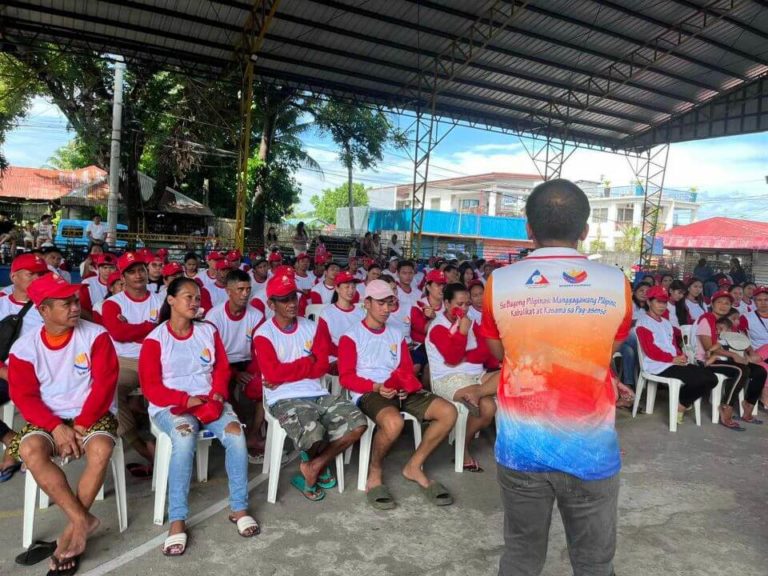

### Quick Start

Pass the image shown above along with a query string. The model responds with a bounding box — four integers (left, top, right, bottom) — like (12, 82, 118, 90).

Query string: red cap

(117, 252, 146, 274)
(136, 248, 153, 263)
(268, 251, 283, 263)
(425, 270, 447, 284)
(753, 286, 768, 297)
(266, 272, 297, 299)
(315, 253, 331, 266)
(362, 257, 375, 269)
(92, 254, 116, 267)
(334, 270, 362, 286)
(162, 262, 183, 277)
(107, 271, 122, 288)
(27, 272, 80, 307)
(295, 252, 310, 262)
(226, 249, 242, 262)
(215, 260, 233, 271)
(207, 251, 224, 261)
(711, 289, 734, 303)
(11, 253, 49, 274)
(156, 248, 169, 261)
(467, 279, 484, 290)
(147, 252, 164, 264)
(272, 265, 295, 278)
(646, 286, 669, 302)
(717, 277, 732, 288)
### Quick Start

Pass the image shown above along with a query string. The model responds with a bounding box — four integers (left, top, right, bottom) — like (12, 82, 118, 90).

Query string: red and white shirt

(744, 310, 768, 350)
(735, 300, 751, 316)
(386, 301, 414, 344)
(338, 320, 421, 404)
(396, 284, 420, 309)
(685, 298, 707, 323)
(205, 301, 264, 363)
(252, 317, 329, 406)
(426, 313, 486, 381)
(294, 272, 315, 294)
(309, 281, 336, 305)
(8, 320, 118, 430)
(636, 313, 680, 375)
(468, 306, 482, 325)
(79, 277, 110, 316)
(207, 282, 229, 308)
(101, 290, 164, 359)
(0, 293, 44, 339)
(139, 321, 230, 417)
(410, 297, 443, 344)
(316, 303, 365, 359)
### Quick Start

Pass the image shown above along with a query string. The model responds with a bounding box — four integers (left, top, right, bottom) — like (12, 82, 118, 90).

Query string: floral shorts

(8, 413, 118, 462)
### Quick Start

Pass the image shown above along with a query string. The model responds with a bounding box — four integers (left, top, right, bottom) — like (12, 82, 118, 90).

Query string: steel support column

(234, 0, 280, 251)
(626, 144, 670, 269)
(518, 134, 575, 181)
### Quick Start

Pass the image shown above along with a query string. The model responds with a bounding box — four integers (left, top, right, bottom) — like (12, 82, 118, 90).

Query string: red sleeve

(249, 297, 265, 316)
(252, 335, 315, 385)
(410, 305, 428, 343)
(75, 332, 119, 428)
(309, 291, 322, 305)
(8, 354, 62, 431)
(138, 339, 191, 409)
(337, 336, 376, 394)
(210, 330, 231, 399)
(79, 284, 93, 314)
(310, 324, 330, 377)
(739, 316, 749, 334)
(352, 291, 360, 304)
(466, 323, 491, 364)
(636, 326, 675, 362)
(386, 340, 422, 393)
(429, 324, 467, 365)
(298, 292, 309, 317)
(615, 280, 633, 341)
(200, 287, 213, 315)
(102, 300, 156, 343)
(315, 318, 337, 357)
(479, 275, 500, 340)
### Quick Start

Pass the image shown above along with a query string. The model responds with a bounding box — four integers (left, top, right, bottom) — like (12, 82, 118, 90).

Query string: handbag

(721, 331, 752, 353)
(0, 300, 34, 362)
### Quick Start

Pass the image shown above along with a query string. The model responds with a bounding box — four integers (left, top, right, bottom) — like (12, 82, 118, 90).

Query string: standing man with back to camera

(482, 179, 632, 576)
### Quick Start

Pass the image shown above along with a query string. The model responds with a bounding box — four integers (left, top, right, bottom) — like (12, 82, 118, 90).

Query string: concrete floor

(0, 399, 766, 576)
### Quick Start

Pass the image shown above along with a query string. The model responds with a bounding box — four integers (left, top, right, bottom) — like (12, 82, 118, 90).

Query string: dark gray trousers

(498, 465, 619, 576)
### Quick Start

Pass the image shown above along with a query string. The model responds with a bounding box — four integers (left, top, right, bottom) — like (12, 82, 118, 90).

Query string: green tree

(310, 183, 369, 225)
(0, 54, 40, 171)
(45, 138, 92, 169)
(313, 100, 406, 231)
(615, 225, 642, 253)
(589, 226, 606, 253)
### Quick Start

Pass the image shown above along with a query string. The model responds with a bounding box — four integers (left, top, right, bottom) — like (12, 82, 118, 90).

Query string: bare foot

(366, 465, 383, 492)
(402, 461, 430, 489)
(299, 459, 320, 487)
(61, 513, 100, 559)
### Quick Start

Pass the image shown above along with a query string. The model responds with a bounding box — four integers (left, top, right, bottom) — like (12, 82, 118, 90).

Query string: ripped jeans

(152, 403, 249, 522)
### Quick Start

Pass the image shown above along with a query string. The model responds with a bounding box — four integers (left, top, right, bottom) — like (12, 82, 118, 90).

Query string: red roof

(659, 217, 768, 251)
(0, 165, 107, 201)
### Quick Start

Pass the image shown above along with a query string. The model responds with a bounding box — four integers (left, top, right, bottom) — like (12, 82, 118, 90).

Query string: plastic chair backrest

(305, 303, 325, 321)
(681, 324, 698, 364)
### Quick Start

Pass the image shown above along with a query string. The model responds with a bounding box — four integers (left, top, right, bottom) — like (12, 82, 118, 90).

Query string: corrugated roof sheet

(2, 0, 766, 150)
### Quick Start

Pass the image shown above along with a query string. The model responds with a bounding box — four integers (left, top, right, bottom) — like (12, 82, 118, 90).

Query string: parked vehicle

(54, 219, 128, 249)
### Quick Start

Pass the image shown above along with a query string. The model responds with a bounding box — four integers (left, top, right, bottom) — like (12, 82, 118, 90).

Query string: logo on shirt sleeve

(304, 339, 313, 355)
(200, 348, 212, 364)
(562, 269, 588, 284)
(74, 352, 91, 373)
(149, 308, 159, 322)
(525, 270, 549, 287)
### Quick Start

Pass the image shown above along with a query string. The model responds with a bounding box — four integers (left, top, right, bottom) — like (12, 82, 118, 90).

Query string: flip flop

(14, 540, 56, 566)
(161, 532, 187, 557)
(366, 485, 396, 510)
(317, 466, 337, 490)
(421, 481, 454, 507)
(719, 420, 746, 432)
(45, 554, 80, 576)
(126, 463, 153, 478)
(734, 415, 764, 425)
(0, 462, 21, 483)
(289, 474, 325, 502)
(228, 514, 261, 537)
(462, 459, 485, 473)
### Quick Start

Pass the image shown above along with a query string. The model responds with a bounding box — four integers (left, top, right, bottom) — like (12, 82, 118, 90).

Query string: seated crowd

(0, 245, 507, 570)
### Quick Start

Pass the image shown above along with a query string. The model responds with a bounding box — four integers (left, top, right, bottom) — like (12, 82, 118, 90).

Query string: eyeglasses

(271, 293, 298, 303)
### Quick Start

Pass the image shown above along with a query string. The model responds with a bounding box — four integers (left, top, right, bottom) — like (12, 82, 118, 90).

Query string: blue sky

(5, 97, 768, 220)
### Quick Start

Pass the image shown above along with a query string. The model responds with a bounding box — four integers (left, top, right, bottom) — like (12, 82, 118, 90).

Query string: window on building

(592, 208, 608, 223)
(460, 199, 480, 209)
(430, 198, 441, 210)
(617, 205, 634, 224)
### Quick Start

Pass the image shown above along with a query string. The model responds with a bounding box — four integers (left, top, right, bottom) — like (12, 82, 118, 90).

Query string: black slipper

(45, 554, 80, 576)
(126, 463, 153, 478)
(14, 540, 56, 566)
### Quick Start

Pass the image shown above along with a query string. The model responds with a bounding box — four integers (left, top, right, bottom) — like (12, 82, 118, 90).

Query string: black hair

(184, 252, 199, 262)
(727, 308, 740, 319)
(632, 283, 650, 310)
(42, 245, 62, 255)
(686, 277, 705, 306)
(380, 273, 397, 285)
(661, 273, 674, 282)
(668, 280, 688, 326)
(444, 264, 458, 275)
(226, 269, 250, 284)
(397, 259, 415, 272)
(716, 316, 732, 329)
(458, 262, 476, 285)
(697, 258, 707, 267)
(744, 281, 756, 289)
(525, 179, 590, 244)
(443, 282, 468, 303)
(158, 277, 200, 323)
(727, 283, 743, 293)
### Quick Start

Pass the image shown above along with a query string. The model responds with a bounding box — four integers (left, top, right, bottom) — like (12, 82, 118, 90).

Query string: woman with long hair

(139, 277, 259, 556)
(291, 222, 309, 256)
(410, 270, 447, 381)
(685, 278, 708, 323)
(316, 271, 364, 373)
(458, 262, 476, 288)
(667, 280, 690, 327)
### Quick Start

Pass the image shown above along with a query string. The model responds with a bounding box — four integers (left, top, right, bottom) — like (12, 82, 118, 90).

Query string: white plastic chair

(632, 336, 701, 432)
(149, 419, 214, 525)
(262, 395, 345, 504)
(305, 304, 325, 321)
(682, 324, 730, 424)
(23, 438, 128, 549)
(2, 401, 15, 430)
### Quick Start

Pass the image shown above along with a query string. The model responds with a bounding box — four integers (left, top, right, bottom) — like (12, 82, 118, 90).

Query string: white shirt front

(386, 301, 414, 344)
(636, 314, 676, 375)
(396, 284, 420, 310)
(310, 281, 336, 304)
(745, 310, 768, 350)
(425, 313, 484, 381)
(0, 293, 44, 338)
(86, 221, 106, 241)
(103, 290, 164, 358)
(685, 298, 707, 323)
(83, 276, 109, 309)
(343, 320, 405, 404)
(208, 283, 229, 307)
(205, 301, 264, 363)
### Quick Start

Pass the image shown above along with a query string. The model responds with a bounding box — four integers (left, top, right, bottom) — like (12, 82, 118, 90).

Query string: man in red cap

(252, 272, 366, 501)
(78, 253, 117, 321)
(8, 272, 118, 573)
(311, 253, 327, 285)
(145, 252, 165, 294)
(209, 260, 233, 307)
(157, 262, 184, 299)
(0, 253, 49, 480)
(248, 255, 269, 311)
(293, 253, 314, 295)
(267, 251, 283, 276)
(101, 252, 163, 468)
(201, 251, 223, 292)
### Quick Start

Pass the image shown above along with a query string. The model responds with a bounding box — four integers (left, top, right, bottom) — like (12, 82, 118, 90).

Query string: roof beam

(650, 0, 768, 42)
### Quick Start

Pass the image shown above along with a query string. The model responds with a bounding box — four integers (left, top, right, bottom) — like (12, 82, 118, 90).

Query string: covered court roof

(659, 216, 768, 251)
(2, 0, 767, 151)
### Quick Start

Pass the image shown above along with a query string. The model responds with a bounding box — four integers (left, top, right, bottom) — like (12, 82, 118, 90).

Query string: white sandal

(162, 532, 188, 556)
(229, 514, 260, 537)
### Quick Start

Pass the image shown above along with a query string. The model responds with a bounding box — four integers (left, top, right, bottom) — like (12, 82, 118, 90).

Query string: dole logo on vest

(525, 270, 549, 287)
(74, 352, 91, 373)
(200, 348, 212, 364)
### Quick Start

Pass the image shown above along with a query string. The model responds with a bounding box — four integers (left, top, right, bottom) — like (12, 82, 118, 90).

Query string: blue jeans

(618, 332, 638, 388)
(153, 403, 249, 522)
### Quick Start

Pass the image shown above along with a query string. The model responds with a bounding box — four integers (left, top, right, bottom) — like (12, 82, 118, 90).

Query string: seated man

(338, 279, 457, 510)
(252, 272, 366, 501)
(8, 272, 119, 574)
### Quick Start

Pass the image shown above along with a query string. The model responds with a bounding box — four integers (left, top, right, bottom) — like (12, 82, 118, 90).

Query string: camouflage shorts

(8, 413, 118, 462)
(268, 395, 367, 452)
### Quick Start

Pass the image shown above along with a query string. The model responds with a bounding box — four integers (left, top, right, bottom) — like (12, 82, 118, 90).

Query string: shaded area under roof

(2, 0, 767, 151)
(659, 217, 768, 251)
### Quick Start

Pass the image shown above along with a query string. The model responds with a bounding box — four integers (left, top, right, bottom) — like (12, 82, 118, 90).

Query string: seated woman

(684, 278, 708, 323)
(139, 277, 259, 557)
(425, 283, 497, 471)
(617, 282, 651, 390)
(696, 289, 767, 430)
(729, 284, 751, 317)
(315, 270, 365, 374)
(410, 270, 447, 382)
(666, 280, 690, 329)
(636, 286, 717, 424)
